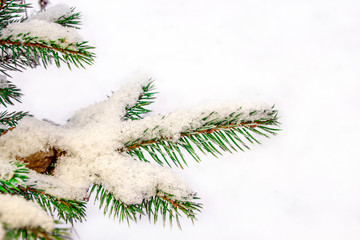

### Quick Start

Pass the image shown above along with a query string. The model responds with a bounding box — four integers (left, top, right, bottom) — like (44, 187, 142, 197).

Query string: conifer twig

(0, 162, 87, 225)
(123, 79, 157, 121)
(121, 110, 280, 168)
(2, 221, 72, 240)
(0, 39, 95, 68)
(90, 184, 201, 228)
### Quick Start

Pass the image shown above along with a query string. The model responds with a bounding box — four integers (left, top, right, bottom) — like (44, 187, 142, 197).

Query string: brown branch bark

(160, 195, 186, 211)
(38, 0, 48, 11)
(0, 40, 86, 56)
(119, 119, 273, 152)
(16, 147, 65, 174)
(5, 119, 273, 175)
(0, 126, 15, 136)
(0, 0, 6, 9)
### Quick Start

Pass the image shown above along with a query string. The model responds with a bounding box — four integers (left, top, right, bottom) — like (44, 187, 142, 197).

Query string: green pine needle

(0, 0, 30, 29)
(0, 162, 87, 225)
(90, 184, 202, 229)
(2, 221, 72, 240)
(0, 37, 95, 71)
(0, 161, 29, 194)
(123, 109, 280, 168)
(20, 188, 87, 225)
(55, 8, 81, 29)
(0, 111, 29, 134)
(0, 80, 22, 106)
(123, 79, 157, 121)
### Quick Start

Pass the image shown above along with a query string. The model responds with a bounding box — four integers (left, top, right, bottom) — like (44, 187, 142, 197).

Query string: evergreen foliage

(54, 8, 81, 29)
(91, 184, 201, 229)
(0, 1, 280, 239)
(0, 162, 79, 239)
(3, 223, 71, 240)
(123, 79, 157, 121)
(0, 1, 93, 238)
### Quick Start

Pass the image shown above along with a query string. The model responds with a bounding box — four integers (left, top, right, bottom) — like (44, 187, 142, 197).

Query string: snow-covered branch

(0, 1, 280, 232)
(0, 79, 279, 207)
(0, 194, 54, 231)
(0, 4, 95, 69)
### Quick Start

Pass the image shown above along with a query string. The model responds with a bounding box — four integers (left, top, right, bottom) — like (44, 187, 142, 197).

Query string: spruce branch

(0, 162, 87, 225)
(19, 187, 87, 225)
(0, 38, 95, 69)
(0, 51, 38, 74)
(0, 161, 29, 194)
(55, 8, 81, 29)
(0, 80, 22, 106)
(123, 79, 157, 121)
(122, 108, 280, 168)
(2, 221, 71, 240)
(0, 42, 40, 74)
(0, 111, 29, 134)
(0, 0, 29, 29)
(90, 184, 201, 228)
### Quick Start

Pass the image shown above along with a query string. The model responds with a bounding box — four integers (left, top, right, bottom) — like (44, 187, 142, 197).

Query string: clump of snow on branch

(0, 160, 16, 180)
(0, 4, 83, 49)
(0, 225, 4, 240)
(0, 78, 274, 204)
(67, 77, 150, 128)
(0, 20, 83, 48)
(0, 117, 59, 159)
(0, 118, 194, 202)
(25, 169, 89, 201)
(112, 102, 273, 143)
(54, 154, 193, 203)
(28, 4, 73, 23)
(0, 194, 54, 232)
(0, 75, 8, 89)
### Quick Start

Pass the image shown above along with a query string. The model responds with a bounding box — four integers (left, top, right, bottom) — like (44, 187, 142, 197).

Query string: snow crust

(0, 79, 273, 204)
(0, 194, 54, 232)
(0, 4, 83, 49)
(0, 75, 8, 89)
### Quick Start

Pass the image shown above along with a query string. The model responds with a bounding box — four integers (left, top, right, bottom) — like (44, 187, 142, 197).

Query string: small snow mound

(0, 195, 54, 231)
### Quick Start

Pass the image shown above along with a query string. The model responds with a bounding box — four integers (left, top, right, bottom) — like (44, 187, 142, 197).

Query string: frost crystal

(0, 195, 54, 231)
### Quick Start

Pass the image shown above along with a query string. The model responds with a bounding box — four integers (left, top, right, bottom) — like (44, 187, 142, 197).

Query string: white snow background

(8, 0, 360, 239)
